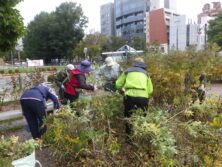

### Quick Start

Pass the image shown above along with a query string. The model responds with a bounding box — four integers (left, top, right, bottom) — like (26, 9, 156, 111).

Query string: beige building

(198, 2, 222, 24)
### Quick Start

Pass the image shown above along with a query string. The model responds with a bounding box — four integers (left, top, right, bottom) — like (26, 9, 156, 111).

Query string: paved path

(207, 83, 222, 96)
(0, 102, 54, 121)
(0, 110, 22, 121)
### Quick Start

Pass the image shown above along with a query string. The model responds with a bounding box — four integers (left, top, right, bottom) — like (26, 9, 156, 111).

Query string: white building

(196, 16, 214, 50)
(188, 23, 199, 46)
(169, 15, 208, 51)
(169, 15, 187, 50)
(150, 0, 177, 11)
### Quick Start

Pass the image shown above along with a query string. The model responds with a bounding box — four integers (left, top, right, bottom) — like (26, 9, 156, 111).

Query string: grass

(0, 100, 18, 106)
(0, 125, 24, 135)
(0, 117, 23, 125)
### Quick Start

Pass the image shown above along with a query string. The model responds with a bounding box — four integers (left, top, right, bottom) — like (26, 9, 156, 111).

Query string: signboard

(27, 59, 44, 67)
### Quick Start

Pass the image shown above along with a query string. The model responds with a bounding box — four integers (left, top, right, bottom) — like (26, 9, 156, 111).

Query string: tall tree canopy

(72, 32, 107, 61)
(128, 36, 146, 50)
(23, 2, 88, 62)
(207, 11, 222, 50)
(84, 32, 109, 46)
(102, 36, 126, 51)
(0, 0, 25, 52)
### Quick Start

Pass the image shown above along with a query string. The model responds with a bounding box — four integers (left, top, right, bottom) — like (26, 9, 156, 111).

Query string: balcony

(122, 15, 144, 24)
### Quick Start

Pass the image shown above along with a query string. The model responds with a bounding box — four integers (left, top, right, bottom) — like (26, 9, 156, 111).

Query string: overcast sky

(16, 0, 221, 33)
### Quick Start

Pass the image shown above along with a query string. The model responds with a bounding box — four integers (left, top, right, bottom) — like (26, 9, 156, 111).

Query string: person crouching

(64, 60, 97, 103)
(20, 83, 60, 140)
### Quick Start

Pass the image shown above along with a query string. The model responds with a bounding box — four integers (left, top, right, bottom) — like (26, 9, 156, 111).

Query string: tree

(207, 11, 222, 50)
(72, 41, 85, 62)
(0, 0, 25, 52)
(23, 12, 54, 62)
(129, 36, 146, 50)
(102, 36, 126, 51)
(23, 2, 88, 63)
(87, 45, 101, 61)
(84, 31, 109, 46)
(72, 32, 108, 62)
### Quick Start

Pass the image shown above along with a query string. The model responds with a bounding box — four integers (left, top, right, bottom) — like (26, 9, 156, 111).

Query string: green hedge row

(0, 66, 64, 74)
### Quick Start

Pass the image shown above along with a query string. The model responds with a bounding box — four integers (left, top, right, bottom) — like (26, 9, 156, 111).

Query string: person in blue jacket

(20, 83, 60, 140)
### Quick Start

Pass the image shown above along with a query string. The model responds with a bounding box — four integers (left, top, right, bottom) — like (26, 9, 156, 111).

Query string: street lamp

(176, 27, 178, 50)
(83, 47, 88, 59)
(204, 23, 207, 51)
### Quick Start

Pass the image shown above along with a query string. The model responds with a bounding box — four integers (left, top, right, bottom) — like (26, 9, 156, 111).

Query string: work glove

(54, 102, 61, 109)
(61, 85, 65, 89)
(118, 90, 124, 95)
(93, 85, 98, 91)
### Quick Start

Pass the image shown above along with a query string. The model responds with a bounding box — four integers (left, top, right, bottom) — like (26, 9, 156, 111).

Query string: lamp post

(83, 47, 88, 60)
(124, 43, 129, 60)
(176, 27, 179, 50)
(204, 23, 207, 51)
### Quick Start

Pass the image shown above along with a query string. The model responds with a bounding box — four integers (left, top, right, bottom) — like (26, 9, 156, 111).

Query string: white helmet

(66, 64, 74, 71)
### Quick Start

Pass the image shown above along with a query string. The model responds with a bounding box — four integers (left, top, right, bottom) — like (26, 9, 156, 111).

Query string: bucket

(11, 151, 42, 167)
(79, 95, 92, 101)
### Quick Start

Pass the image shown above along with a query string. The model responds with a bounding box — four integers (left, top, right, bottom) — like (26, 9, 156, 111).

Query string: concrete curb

(0, 110, 22, 121)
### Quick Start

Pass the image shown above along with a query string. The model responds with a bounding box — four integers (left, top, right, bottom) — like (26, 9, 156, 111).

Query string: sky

(16, 0, 222, 33)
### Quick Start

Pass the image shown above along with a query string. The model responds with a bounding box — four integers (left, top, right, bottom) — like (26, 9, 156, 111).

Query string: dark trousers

(124, 96, 148, 134)
(64, 92, 78, 104)
(20, 100, 46, 139)
(58, 87, 65, 100)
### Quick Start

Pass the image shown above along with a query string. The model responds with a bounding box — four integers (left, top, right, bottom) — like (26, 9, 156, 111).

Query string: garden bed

(0, 101, 20, 113)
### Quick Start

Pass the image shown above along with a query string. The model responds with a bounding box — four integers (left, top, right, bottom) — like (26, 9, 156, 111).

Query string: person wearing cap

(20, 83, 60, 140)
(64, 60, 97, 103)
(96, 57, 122, 92)
(116, 57, 153, 135)
(55, 64, 75, 101)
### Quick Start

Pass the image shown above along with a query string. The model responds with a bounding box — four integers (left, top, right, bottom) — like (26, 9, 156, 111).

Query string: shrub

(52, 67, 57, 71)
(8, 69, 14, 74)
(131, 109, 178, 166)
(0, 70, 4, 74)
(0, 136, 41, 166)
(14, 69, 20, 73)
(40, 47, 222, 166)
(43, 95, 123, 166)
(41, 68, 46, 72)
(47, 74, 55, 83)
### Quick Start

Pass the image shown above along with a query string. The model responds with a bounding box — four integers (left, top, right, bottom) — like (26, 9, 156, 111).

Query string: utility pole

(204, 23, 207, 51)
(176, 27, 178, 50)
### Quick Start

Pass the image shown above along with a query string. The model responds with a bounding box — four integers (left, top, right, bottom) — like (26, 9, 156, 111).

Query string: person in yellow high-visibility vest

(116, 57, 153, 135)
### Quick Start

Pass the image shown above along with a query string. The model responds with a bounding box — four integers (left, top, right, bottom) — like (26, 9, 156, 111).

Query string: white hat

(66, 64, 74, 71)
(105, 57, 114, 66)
